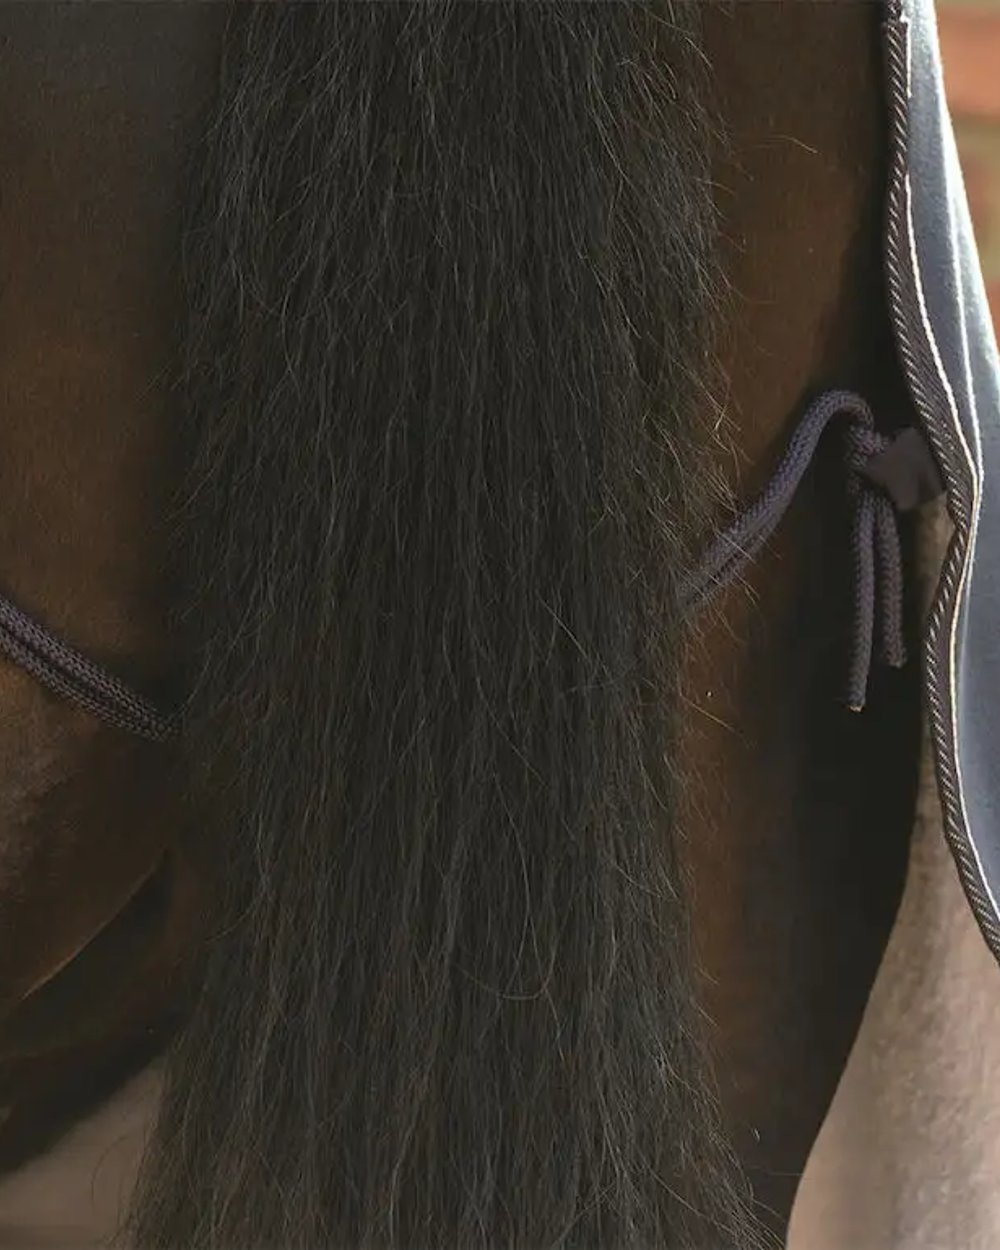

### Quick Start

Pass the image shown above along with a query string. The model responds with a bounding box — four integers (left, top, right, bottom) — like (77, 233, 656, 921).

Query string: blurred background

(940, 0, 1000, 337)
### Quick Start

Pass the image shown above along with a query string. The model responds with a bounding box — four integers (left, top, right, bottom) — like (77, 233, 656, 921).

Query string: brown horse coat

(0, 1, 993, 1246)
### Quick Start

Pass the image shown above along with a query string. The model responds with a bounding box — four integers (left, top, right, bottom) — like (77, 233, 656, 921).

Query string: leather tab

(858, 426, 944, 512)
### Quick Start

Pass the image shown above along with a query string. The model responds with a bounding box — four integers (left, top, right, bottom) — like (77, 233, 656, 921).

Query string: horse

(0, 2, 939, 1246)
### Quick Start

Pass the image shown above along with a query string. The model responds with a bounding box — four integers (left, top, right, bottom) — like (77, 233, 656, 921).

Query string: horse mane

(127, 4, 760, 1246)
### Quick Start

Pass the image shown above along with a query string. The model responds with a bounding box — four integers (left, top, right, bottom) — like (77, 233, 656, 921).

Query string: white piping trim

(904, 178, 996, 923)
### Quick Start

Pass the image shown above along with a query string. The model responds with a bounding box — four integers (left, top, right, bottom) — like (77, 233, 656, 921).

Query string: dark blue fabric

(906, 0, 1000, 942)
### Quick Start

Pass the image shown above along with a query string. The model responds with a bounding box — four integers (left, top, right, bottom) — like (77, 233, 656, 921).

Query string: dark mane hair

(128, 4, 759, 1246)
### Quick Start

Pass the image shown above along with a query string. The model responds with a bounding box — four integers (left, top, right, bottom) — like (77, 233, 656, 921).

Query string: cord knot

(682, 389, 944, 711)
